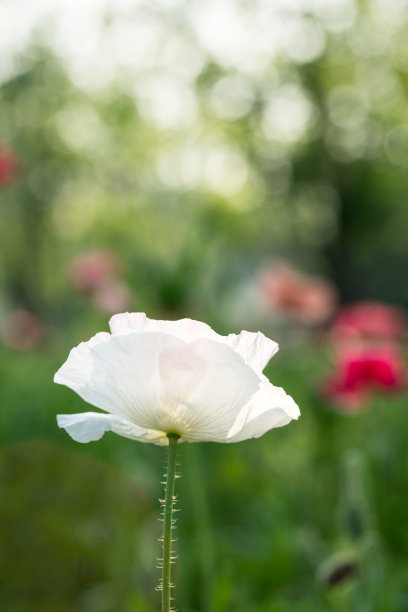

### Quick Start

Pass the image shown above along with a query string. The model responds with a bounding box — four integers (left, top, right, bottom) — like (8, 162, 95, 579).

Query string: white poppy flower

(55, 313, 299, 445)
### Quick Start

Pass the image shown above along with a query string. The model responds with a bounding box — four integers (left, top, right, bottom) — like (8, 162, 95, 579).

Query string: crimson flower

(323, 343, 407, 410)
(331, 301, 405, 343)
(0, 148, 19, 185)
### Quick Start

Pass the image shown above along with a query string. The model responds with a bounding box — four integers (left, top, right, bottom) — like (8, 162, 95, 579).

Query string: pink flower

(323, 343, 407, 410)
(91, 282, 132, 315)
(68, 250, 122, 295)
(0, 148, 19, 185)
(0, 309, 42, 350)
(68, 250, 133, 314)
(260, 262, 337, 324)
(331, 301, 405, 343)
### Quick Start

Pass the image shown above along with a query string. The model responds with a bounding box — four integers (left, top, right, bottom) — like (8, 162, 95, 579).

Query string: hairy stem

(161, 433, 180, 612)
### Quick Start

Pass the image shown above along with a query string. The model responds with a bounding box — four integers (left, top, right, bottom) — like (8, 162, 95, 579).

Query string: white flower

(55, 313, 300, 445)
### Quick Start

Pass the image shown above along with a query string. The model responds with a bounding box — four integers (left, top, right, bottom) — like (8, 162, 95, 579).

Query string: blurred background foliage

(1, 0, 408, 610)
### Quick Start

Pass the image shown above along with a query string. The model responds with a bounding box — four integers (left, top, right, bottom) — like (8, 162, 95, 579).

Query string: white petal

(55, 330, 262, 443)
(226, 378, 300, 442)
(155, 337, 261, 441)
(109, 312, 221, 342)
(57, 412, 167, 444)
(55, 332, 183, 422)
(226, 330, 279, 372)
(55, 315, 296, 445)
(109, 313, 279, 373)
(54, 332, 110, 391)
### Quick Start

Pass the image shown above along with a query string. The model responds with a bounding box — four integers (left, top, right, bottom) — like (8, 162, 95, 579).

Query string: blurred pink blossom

(0, 148, 19, 185)
(260, 262, 338, 324)
(90, 282, 132, 315)
(322, 343, 407, 411)
(68, 250, 133, 314)
(330, 301, 405, 343)
(0, 309, 42, 350)
(68, 250, 122, 295)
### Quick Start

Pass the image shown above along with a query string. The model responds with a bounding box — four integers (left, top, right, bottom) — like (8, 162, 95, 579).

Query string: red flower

(323, 343, 407, 410)
(331, 301, 405, 343)
(0, 148, 19, 185)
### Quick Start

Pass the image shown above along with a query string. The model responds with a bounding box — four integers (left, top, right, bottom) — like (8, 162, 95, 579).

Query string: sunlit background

(1, 0, 408, 610)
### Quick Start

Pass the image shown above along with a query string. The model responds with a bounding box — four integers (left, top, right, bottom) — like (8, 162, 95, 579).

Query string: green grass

(0, 342, 407, 611)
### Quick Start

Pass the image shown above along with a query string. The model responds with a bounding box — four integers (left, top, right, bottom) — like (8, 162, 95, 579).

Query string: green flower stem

(162, 433, 180, 612)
